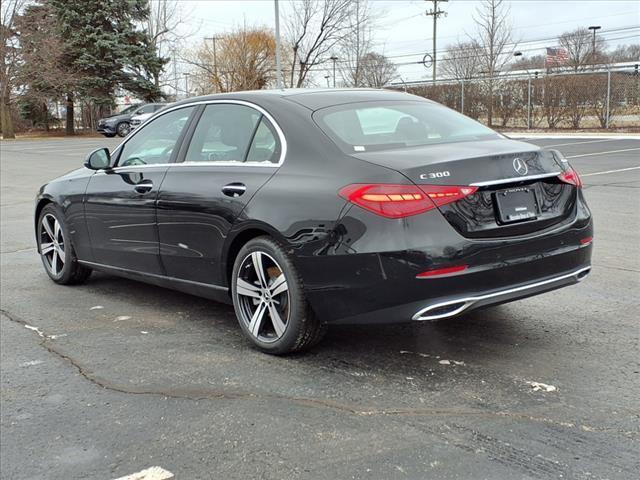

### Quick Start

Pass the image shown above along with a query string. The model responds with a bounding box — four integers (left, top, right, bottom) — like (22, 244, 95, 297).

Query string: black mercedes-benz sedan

(35, 89, 593, 354)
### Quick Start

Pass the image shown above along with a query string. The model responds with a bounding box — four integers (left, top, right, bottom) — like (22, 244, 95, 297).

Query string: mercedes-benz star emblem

(513, 157, 528, 176)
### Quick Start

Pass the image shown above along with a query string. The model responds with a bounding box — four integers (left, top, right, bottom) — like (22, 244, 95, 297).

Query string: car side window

(246, 117, 280, 163)
(117, 107, 195, 167)
(184, 104, 261, 163)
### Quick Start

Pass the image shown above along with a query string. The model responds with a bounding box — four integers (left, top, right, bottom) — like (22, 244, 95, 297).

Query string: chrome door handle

(134, 180, 153, 194)
(222, 183, 246, 197)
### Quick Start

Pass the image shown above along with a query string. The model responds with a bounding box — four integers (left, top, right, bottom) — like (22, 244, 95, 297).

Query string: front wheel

(37, 204, 91, 285)
(116, 122, 130, 137)
(231, 237, 326, 354)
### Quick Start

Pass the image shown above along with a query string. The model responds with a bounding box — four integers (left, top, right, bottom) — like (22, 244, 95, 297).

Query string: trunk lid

(352, 138, 575, 238)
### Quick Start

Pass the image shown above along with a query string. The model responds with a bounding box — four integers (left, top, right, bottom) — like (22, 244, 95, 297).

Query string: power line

(379, 25, 640, 61)
(376, 10, 640, 48)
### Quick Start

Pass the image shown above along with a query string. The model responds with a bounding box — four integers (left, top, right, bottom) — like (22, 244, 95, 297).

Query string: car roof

(171, 88, 426, 112)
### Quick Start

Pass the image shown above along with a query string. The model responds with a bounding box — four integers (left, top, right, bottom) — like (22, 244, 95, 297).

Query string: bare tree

(286, 0, 354, 88)
(146, 0, 187, 89)
(559, 27, 606, 71)
(509, 54, 545, 71)
(607, 43, 640, 63)
(185, 26, 277, 94)
(440, 40, 482, 80)
(471, 0, 515, 126)
(16, 2, 80, 130)
(339, 0, 377, 87)
(358, 52, 396, 88)
(1, 0, 25, 138)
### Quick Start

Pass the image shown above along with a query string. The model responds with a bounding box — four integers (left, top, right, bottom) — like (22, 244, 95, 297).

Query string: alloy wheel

(40, 213, 65, 276)
(117, 122, 130, 136)
(236, 251, 290, 342)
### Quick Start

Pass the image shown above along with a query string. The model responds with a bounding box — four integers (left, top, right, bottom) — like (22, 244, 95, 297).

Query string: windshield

(314, 100, 500, 153)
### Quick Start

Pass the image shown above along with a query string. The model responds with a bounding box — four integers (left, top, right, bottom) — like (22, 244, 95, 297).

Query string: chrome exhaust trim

(412, 266, 591, 321)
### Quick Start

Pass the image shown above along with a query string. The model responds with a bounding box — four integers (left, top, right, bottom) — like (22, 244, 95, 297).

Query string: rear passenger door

(157, 102, 283, 287)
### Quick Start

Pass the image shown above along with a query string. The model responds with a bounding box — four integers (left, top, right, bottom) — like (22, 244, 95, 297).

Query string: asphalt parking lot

(1, 135, 639, 479)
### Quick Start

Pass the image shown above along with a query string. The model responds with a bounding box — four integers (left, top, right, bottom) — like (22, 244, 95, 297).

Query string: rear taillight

(338, 184, 434, 219)
(558, 166, 582, 188)
(339, 184, 477, 219)
(418, 185, 478, 208)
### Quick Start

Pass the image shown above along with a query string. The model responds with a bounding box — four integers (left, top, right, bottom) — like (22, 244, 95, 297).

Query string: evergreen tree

(47, 0, 166, 133)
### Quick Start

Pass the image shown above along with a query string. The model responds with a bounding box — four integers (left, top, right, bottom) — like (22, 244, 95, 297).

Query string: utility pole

(588, 25, 601, 62)
(425, 0, 448, 84)
(183, 73, 190, 99)
(355, 0, 360, 87)
(204, 36, 219, 92)
(172, 48, 178, 101)
(330, 55, 338, 87)
(274, 0, 283, 89)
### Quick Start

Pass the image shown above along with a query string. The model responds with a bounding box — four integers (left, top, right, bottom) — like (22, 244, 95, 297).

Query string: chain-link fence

(392, 63, 640, 130)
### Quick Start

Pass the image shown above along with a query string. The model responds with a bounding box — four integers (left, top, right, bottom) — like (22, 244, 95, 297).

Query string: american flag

(545, 47, 569, 68)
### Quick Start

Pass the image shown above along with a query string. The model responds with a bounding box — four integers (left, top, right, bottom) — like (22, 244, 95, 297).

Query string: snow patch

(526, 381, 557, 392)
(20, 360, 43, 367)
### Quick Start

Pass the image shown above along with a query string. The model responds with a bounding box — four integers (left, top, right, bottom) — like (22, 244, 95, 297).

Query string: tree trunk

(65, 94, 75, 135)
(289, 47, 297, 88)
(1, 89, 16, 139)
(487, 82, 494, 127)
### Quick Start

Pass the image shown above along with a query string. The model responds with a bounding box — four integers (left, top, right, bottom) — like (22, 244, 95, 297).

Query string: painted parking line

(112, 466, 174, 480)
(542, 138, 623, 148)
(582, 166, 640, 177)
(505, 133, 640, 140)
(566, 147, 640, 159)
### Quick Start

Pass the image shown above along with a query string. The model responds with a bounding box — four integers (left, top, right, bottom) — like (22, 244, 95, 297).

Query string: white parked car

(129, 103, 168, 130)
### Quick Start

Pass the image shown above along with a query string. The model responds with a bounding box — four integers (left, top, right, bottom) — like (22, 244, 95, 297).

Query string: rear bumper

(305, 243, 592, 325)
(411, 265, 590, 321)
(300, 210, 593, 324)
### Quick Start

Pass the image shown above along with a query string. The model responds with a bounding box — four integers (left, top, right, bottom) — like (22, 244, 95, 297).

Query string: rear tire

(103, 133, 116, 138)
(37, 204, 92, 285)
(231, 236, 326, 354)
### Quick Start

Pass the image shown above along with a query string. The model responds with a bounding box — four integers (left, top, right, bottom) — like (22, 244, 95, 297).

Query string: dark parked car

(97, 103, 166, 138)
(36, 89, 593, 354)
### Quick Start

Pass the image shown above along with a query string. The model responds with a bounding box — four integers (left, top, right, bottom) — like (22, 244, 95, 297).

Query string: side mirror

(84, 148, 111, 170)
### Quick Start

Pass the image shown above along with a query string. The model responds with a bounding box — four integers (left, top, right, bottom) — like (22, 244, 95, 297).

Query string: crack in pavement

(592, 263, 640, 273)
(1, 308, 635, 436)
(1, 246, 36, 254)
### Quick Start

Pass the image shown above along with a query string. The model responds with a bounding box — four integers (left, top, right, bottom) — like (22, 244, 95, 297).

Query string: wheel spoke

(237, 277, 261, 299)
(41, 242, 55, 255)
(251, 252, 268, 288)
(51, 250, 59, 275)
(42, 217, 55, 240)
(270, 274, 288, 297)
(55, 245, 65, 264)
(267, 303, 287, 337)
(54, 219, 61, 241)
(248, 301, 268, 337)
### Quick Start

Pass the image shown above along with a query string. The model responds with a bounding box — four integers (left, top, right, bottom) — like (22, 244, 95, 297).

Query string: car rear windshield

(313, 100, 500, 153)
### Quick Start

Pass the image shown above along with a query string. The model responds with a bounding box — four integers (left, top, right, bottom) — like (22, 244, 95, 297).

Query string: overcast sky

(174, 0, 640, 83)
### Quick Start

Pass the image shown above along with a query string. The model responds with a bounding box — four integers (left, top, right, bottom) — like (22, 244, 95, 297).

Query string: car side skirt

(78, 260, 232, 304)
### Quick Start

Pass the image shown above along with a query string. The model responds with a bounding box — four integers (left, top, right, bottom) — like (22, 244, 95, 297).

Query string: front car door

(84, 106, 196, 274)
(157, 101, 283, 287)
